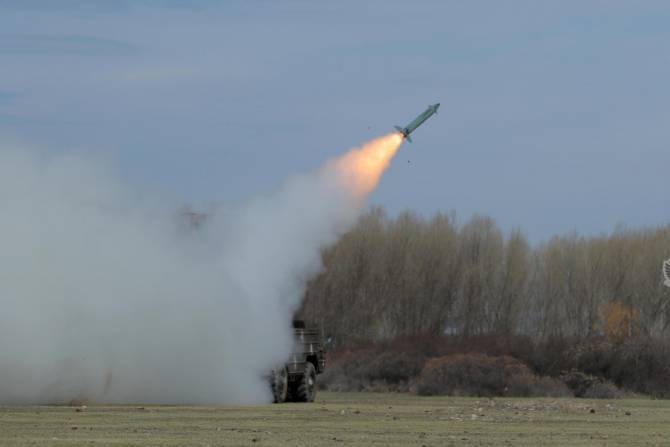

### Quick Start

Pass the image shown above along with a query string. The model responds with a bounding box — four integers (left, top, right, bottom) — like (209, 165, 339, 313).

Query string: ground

(0, 392, 668, 446)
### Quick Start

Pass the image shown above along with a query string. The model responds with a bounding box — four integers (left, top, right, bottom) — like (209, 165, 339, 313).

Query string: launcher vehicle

(269, 320, 326, 403)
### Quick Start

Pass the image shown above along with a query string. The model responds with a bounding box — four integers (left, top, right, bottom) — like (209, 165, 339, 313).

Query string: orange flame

(331, 132, 404, 198)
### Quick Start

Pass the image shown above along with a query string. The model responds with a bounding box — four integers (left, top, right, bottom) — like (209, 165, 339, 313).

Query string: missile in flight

(394, 103, 440, 143)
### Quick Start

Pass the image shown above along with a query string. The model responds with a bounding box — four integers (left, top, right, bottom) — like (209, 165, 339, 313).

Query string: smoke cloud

(0, 133, 401, 404)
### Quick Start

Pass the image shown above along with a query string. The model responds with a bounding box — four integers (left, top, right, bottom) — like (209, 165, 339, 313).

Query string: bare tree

(301, 208, 670, 347)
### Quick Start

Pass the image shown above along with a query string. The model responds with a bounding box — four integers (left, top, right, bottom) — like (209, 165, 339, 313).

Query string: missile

(394, 103, 440, 143)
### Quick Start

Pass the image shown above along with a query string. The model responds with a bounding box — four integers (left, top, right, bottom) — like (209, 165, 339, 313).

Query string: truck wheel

(271, 366, 288, 403)
(294, 362, 316, 402)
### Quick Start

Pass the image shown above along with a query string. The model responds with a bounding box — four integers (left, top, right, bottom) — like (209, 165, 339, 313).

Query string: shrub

(567, 338, 670, 398)
(528, 376, 573, 398)
(415, 353, 558, 397)
(318, 349, 374, 391)
(319, 348, 427, 392)
(560, 370, 625, 398)
(582, 381, 625, 399)
(366, 351, 425, 384)
(560, 370, 601, 397)
(321, 335, 670, 398)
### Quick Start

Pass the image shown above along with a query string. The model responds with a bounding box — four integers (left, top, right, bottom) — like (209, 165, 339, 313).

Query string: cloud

(0, 34, 140, 56)
(0, 0, 221, 14)
(120, 66, 200, 82)
(0, 91, 19, 106)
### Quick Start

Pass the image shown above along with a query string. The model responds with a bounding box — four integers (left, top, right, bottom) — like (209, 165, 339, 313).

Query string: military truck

(270, 320, 325, 403)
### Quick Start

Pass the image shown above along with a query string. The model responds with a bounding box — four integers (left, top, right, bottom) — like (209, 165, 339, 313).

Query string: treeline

(300, 208, 670, 346)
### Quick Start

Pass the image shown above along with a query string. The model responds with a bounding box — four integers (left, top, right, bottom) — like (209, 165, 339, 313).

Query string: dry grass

(0, 392, 668, 446)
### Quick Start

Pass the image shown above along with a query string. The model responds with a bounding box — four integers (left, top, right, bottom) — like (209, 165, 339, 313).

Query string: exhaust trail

(0, 133, 403, 404)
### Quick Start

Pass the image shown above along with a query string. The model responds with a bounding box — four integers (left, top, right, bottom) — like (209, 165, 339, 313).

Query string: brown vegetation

(415, 354, 571, 397)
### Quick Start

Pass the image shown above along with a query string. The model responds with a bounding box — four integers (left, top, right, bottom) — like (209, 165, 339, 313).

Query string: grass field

(1, 392, 668, 446)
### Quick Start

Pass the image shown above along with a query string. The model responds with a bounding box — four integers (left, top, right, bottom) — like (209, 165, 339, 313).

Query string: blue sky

(1, 0, 668, 241)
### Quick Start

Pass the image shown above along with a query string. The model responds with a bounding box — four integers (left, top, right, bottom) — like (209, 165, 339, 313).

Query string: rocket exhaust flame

(330, 132, 404, 199)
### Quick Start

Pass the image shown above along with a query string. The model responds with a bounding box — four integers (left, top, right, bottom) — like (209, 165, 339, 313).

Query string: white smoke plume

(0, 134, 401, 404)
